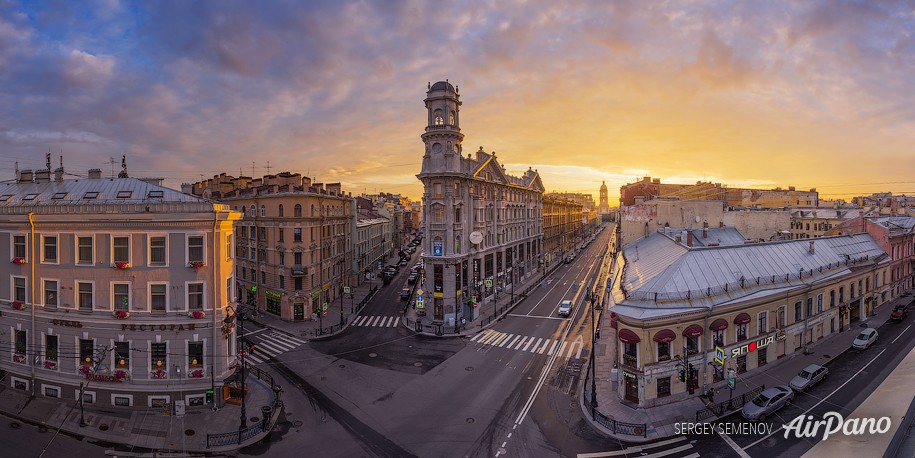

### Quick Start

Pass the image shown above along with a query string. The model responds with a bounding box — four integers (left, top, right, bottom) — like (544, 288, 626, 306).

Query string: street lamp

(590, 291, 603, 409)
(225, 305, 247, 431)
(79, 381, 87, 427)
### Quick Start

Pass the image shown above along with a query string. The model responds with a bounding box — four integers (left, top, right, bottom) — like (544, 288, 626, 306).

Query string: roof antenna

(109, 156, 116, 178)
(46, 151, 51, 170)
(266, 160, 271, 175)
(118, 155, 128, 178)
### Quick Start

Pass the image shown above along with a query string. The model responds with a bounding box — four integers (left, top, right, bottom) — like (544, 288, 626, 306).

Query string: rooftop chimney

(18, 169, 33, 183)
(54, 155, 64, 182)
(719, 221, 725, 228)
(809, 240, 815, 255)
(703, 221, 709, 238)
(88, 169, 102, 179)
(34, 169, 51, 183)
(687, 231, 694, 247)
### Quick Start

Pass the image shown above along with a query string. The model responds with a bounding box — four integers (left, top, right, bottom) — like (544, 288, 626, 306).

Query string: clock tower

(419, 80, 463, 176)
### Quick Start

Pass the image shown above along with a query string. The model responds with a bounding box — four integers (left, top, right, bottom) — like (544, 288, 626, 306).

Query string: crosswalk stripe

(355, 316, 367, 326)
(539, 339, 552, 354)
(482, 332, 503, 345)
(391, 317, 400, 327)
(499, 335, 521, 348)
(640, 444, 693, 458)
(501, 334, 518, 348)
(470, 330, 490, 342)
(371, 316, 382, 326)
(271, 334, 307, 346)
(257, 342, 285, 356)
(493, 333, 511, 347)
(379, 317, 389, 327)
(522, 338, 535, 352)
(555, 342, 567, 357)
(529, 338, 542, 352)
(548, 340, 560, 355)
(246, 354, 265, 364)
(387, 317, 396, 327)
(514, 337, 528, 350)
(265, 339, 295, 351)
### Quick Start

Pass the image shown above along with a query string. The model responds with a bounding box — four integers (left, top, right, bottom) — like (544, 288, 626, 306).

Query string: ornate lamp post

(225, 306, 247, 431)
(590, 291, 603, 409)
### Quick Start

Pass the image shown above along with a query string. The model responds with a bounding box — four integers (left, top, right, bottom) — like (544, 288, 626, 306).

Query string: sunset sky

(2, 1, 914, 202)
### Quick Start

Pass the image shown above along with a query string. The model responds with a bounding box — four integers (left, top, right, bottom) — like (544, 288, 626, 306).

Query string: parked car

(387, 264, 400, 272)
(565, 253, 576, 264)
(408, 273, 418, 284)
(891, 305, 908, 321)
(558, 300, 573, 317)
(399, 259, 409, 267)
(852, 328, 878, 350)
(789, 364, 829, 392)
(400, 288, 411, 301)
(742, 385, 794, 422)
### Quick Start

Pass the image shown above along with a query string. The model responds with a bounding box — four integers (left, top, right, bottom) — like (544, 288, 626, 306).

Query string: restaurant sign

(728, 333, 776, 358)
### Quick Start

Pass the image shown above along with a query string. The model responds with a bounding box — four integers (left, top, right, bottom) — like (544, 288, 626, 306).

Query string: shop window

(657, 377, 671, 397)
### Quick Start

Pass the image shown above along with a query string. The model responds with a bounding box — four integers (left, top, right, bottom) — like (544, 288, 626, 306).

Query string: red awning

(618, 328, 641, 344)
(653, 329, 676, 343)
(682, 324, 703, 338)
(734, 313, 752, 325)
(710, 318, 729, 331)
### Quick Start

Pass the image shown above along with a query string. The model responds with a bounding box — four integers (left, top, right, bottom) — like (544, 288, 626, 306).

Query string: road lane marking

(743, 348, 887, 450)
(393, 317, 401, 327)
(371, 316, 382, 326)
(892, 324, 911, 344)
(719, 432, 752, 458)
(538, 339, 551, 354)
(245, 328, 269, 336)
(575, 437, 688, 457)
(501, 334, 518, 348)
(522, 338, 535, 352)
(513, 337, 528, 350)
(470, 330, 490, 342)
(493, 333, 511, 347)
(548, 340, 560, 355)
(508, 314, 565, 320)
(482, 332, 503, 345)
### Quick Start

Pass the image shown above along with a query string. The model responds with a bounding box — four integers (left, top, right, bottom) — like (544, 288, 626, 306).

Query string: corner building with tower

(417, 81, 544, 326)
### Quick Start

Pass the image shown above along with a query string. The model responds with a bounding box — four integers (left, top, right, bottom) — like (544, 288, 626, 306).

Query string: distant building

(353, 199, 391, 284)
(417, 81, 544, 326)
(598, 181, 610, 215)
(1, 161, 241, 408)
(542, 195, 583, 268)
(789, 208, 869, 239)
(828, 216, 915, 301)
(619, 177, 818, 209)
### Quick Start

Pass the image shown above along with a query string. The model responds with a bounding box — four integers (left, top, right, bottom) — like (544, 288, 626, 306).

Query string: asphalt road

(0, 416, 114, 457)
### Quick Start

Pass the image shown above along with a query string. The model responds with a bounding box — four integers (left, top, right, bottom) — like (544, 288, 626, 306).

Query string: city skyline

(2, 1, 915, 201)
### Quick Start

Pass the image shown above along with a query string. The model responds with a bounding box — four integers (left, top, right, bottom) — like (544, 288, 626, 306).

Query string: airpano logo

(783, 412, 891, 441)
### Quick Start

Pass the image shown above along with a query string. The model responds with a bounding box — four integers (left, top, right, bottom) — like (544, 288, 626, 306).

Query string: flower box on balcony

(114, 261, 131, 269)
(43, 360, 57, 370)
(79, 365, 92, 375)
(113, 310, 130, 319)
(188, 310, 206, 319)
(188, 261, 205, 269)
(11, 257, 26, 265)
(114, 370, 128, 380)
(12, 301, 24, 310)
(190, 369, 204, 378)
(152, 369, 167, 379)
(13, 354, 26, 364)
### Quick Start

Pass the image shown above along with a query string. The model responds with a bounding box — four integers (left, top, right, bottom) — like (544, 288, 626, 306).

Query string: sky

(1, 0, 915, 202)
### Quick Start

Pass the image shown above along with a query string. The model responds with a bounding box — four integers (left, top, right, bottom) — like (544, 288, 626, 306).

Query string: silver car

(742, 385, 794, 422)
(852, 328, 878, 350)
(789, 364, 829, 392)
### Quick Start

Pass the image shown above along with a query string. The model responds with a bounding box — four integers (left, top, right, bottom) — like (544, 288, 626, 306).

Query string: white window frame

(148, 395, 171, 408)
(41, 278, 60, 307)
(149, 341, 169, 378)
(186, 394, 205, 406)
(11, 376, 29, 391)
(11, 275, 27, 304)
(147, 234, 169, 267)
(41, 384, 61, 398)
(111, 234, 132, 265)
(10, 233, 28, 262)
(186, 339, 206, 374)
(43, 332, 59, 368)
(112, 339, 131, 374)
(226, 233, 233, 261)
(757, 311, 768, 336)
(41, 233, 59, 264)
(111, 281, 131, 311)
(74, 281, 94, 311)
(817, 293, 824, 313)
(186, 233, 206, 265)
(185, 281, 205, 311)
(147, 281, 168, 313)
(76, 389, 96, 404)
(227, 276, 234, 303)
(111, 394, 133, 407)
(75, 234, 95, 266)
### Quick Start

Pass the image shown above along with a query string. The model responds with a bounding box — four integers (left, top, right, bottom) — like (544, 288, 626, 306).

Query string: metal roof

(614, 232, 888, 313)
(0, 178, 204, 206)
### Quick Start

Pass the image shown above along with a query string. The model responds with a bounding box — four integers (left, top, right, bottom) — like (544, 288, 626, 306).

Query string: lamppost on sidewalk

(225, 306, 247, 431)
(79, 381, 87, 427)
(590, 291, 603, 409)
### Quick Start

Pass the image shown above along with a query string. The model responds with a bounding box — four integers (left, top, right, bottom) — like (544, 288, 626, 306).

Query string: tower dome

(430, 80, 456, 92)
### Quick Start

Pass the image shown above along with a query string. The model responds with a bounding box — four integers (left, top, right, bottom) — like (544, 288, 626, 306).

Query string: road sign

(322, 302, 328, 311)
(714, 346, 725, 365)
(484, 279, 493, 288)
(432, 241, 443, 256)
(343, 286, 351, 294)
(417, 289, 423, 296)
(417, 294, 423, 301)
(727, 375, 736, 390)
(416, 300, 424, 309)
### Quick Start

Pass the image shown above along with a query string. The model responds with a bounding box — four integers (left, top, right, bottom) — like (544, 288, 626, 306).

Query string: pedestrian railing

(206, 367, 282, 448)
(581, 341, 647, 438)
(695, 385, 766, 422)
(311, 286, 380, 337)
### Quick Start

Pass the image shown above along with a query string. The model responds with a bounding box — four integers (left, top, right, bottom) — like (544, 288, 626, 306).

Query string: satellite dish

(469, 231, 483, 245)
(694, 216, 701, 223)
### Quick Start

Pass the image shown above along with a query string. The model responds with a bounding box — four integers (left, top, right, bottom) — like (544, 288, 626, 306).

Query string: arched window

(310, 205, 315, 216)
(249, 205, 256, 216)
(260, 205, 266, 217)
(278, 204, 284, 217)
(455, 235, 461, 253)
(434, 109, 444, 125)
(294, 204, 302, 218)
(449, 111, 455, 125)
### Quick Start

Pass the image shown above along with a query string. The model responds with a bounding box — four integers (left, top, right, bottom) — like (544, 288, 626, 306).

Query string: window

(757, 311, 768, 335)
(151, 343, 167, 377)
(42, 235, 57, 262)
(148, 236, 167, 266)
(13, 276, 26, 302)
(851, 282, 855, 298)
(434, 109, 443, 125)
(657, 377, 671, 397)
(622, 342, 638, 366)
(113, 283, 129, 311)
(188, 341, 204, 368)
(278, 252, 285, 266)
(757, 347, 768, 367)
(73, 281, 93, 310)
(736, 323, 748, 342)
(657, 342, 670, 361)
(261, 271, 266, 284)
(113, 236, 130, 263)
(188, 283, 204, 310)
(294, 277, 303, 291)
(686, 336, 699, 355)
(188, 235, 204, 263)
(433, 183, 442, 198)
(148, 190, 164, 198)
(13, 235, 26, 259)
(454, 207, 462, 223)
(294, 228, 302, 242)
(794, 301, 802, 322)
(226, 233, 233, 260)
(294, 204, 302, 217)
(40, 279, 57, 307)
(260, 205, 266, 217)
(14, 330, 26, 356)
(79, 339, 95, 367)
(278, 229, 284, 243)
(830, 290, 835, 307)
(114, 342, 130, 369)
(839, 286, 844, 303)
(150, 284, 167, 312)
(817, 294, 824, 313)
(83, 191, 99, 199)
(278, 205, 284, 217)
(806, 298, 813, 318)
(736, 355, 747, 374)
(713, 329, 724, 347)
(77, 236, 93, 264)
(866, 277, 870, 292)
(432, 205, 443, 223)
(45, 335, 58, 364)
(114, 396, 131, 407)
(116, 190, 133, 199)
(44, 386, 60, 398)
(23, 193, 39, 200)
(279, 275, 285, 289)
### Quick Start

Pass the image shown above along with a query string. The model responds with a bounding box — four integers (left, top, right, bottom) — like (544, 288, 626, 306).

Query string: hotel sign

(728, 333, 776, 358)
(121, 323, 196, 331)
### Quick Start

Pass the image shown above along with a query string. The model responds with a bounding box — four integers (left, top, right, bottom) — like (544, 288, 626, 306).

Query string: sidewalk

(583, 291, 909, 443)
(0, 369, 280, 454)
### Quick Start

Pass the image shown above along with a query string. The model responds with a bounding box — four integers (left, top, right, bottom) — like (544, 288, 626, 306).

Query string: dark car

(399, 259, 409, 267)
(400, 288, 411, 301)
(891, 305, 908, 321)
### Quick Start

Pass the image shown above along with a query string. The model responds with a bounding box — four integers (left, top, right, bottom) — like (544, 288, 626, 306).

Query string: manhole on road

(9, 422, 20, 429)
(292, 420, 304, 428)
(339, 364, 346, 368)
(413, 362, 423, 367)
(99, 424, 109, 431)
(185, 429, 195, 436)
(466, 418, 475, 424)
(465, 366, 474, 372)
(497, 447, 507, 455)
(369, 352, 378, 358)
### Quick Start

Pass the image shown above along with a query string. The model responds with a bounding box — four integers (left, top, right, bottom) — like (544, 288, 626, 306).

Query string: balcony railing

(291, 265, 308, 276)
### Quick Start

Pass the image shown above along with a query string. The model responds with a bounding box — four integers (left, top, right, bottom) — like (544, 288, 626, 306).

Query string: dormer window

(0, 194, 14, 202)
(147, 190, 164, 198)
(51, 192, 68, 200)
(116, 191, 132, 199)
(23, 193, 39, 200)
(83, 192, 99, 199)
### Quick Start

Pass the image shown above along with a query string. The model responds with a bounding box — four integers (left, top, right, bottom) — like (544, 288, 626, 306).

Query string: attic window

(0, 194, 12, 202)
(147, 190, 164, 198)
(51, 192, 68, 200)
(116, 191, 133, 199)
(83, 191, 99, 199)
(23, 193, 39, 200)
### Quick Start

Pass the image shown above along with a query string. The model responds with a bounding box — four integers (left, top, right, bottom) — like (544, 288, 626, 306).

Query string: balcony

(622, 353, 638, 369)
(291, 265, 308, 276)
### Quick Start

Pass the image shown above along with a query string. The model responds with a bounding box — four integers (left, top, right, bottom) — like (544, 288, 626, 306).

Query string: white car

(558, 300, 573, 317)
(852, 328, 878, 350)
(789, 364, 829, 392)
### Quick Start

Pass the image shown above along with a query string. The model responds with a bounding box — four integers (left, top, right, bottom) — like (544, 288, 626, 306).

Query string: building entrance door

(624, 374, 639, 402)
(293, 302, 304, 321)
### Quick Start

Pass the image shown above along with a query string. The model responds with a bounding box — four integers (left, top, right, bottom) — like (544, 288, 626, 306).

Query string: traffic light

(248, 342, 256, 355)
(678, 366, 686, 382)
(205, 389, 214, 405)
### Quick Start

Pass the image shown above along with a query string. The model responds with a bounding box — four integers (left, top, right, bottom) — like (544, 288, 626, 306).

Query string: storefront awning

(652, 329, 676, 343)
(710, 318, 729, 331)
(734, 313, 752, 325)
(682, 324, 703, 338)
(618, 328, 641, 344)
